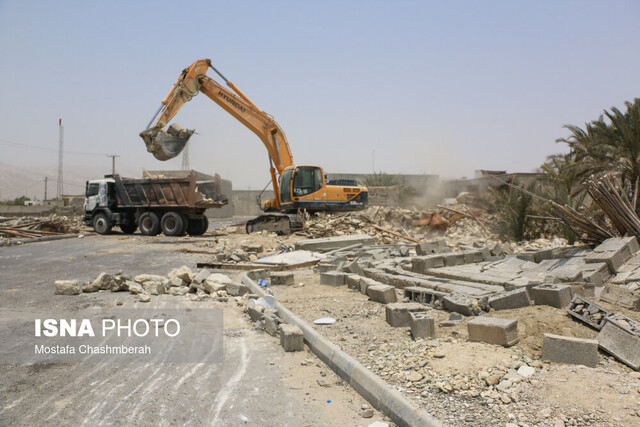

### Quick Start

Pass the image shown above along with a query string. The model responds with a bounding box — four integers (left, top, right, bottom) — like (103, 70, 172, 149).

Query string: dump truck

(83, 171, 227, 236)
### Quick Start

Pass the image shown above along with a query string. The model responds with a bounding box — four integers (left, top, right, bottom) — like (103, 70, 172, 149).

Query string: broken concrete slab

(270, 272, 294, 286)
(134, 274, 166, 285)
(467, 317, 518, 347)
(532, 284, 572, 308)
(542, 333, 598, 368)
(409, 312, 435, 340)
(248, 304, 265, 322)
(597, 319, 640, 370)
(94, 272, 115, 290)
(294, 234, 375, 252)
(586, 237, 638, 273)
(192, 268, 211, 284)
(142, 281, 165, 295)
(168, 265, 192, 284)
(280, 324, 304, 352)
(320, 271, 346, 286)
(443, 294, 489, 316)
(367, 284, 397, 304)
(385, 302, 428, 327)
(488, 288, 531, 311)
(55, 280, 81, 295)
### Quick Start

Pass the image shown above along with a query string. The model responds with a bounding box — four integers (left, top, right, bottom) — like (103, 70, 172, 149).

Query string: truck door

(85, 182, 100, 212)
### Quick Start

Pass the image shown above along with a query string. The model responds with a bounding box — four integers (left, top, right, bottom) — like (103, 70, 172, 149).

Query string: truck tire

(161, 212, 184, 236)
(120, 223, 137, 234)
(187, 216, 208, 236)
(139, 212, 160, 236)
(93, 212, 112, 235)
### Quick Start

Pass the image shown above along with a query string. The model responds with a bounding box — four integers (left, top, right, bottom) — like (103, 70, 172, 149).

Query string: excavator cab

(278, 166, 324, 206)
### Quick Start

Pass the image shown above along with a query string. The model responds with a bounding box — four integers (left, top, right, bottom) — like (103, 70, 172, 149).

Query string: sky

(1, 0, 639, 198)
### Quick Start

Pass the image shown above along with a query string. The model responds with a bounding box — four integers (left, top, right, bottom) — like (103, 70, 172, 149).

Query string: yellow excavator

(140, 59, 368, 233)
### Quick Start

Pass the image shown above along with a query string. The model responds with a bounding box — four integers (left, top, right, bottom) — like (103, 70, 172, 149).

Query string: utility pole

(57, 119, 64, 198)
(107, 154, 119, 175)
(44, 177, 48, 200)
(181, 141, 190, 170)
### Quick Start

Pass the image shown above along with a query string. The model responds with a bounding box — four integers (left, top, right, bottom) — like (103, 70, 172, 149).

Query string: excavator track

(245, 213, 303, 235)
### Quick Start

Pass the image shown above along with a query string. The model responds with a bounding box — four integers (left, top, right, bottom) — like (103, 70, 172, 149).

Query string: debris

(596, 318, 640, 370)
(542, 333, 598, 368)
(409, 312, 435, 340)
(532, 284, 573, 309)
(313, 317, 336, 325)
(385, 302, 428, 327)
(270, 272, 295, 286)
(54, 280, 81, 295)
(280, 324, 304, 352)
(467, 317, 519, 347)
(295, 234, 376, 252)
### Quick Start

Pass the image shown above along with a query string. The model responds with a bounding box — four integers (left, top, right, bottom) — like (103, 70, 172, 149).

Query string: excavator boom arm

(141, 59, 293, 177)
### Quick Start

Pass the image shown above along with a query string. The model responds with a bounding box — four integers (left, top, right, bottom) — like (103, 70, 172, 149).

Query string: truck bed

(114, 173, 227, 209)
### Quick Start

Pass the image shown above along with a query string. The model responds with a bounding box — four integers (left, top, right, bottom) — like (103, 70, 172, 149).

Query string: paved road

(0, 234, 376, 426)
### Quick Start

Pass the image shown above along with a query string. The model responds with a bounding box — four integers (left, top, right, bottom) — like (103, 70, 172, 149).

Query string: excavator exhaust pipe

(140, 123, 195, 161)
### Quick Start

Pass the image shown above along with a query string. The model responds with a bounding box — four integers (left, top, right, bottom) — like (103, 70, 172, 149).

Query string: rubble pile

(0, 215, 84, 243)
(298, 205, 500, 245)
(54, 266, 251, 303)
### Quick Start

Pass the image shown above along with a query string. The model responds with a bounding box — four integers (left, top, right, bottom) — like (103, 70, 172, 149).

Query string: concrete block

(542, 333, 598, 368)
(343, 260, 364, 276)
(320, 271, 346, 286)
(295, 234, 375, 252)
(409, 312, 435, 340)
(360, 277, 380, 295)
(443, 294, 489, 316)
(488, 288, 531, 311)
(467, 317, 518, 347)
(599, 284, 640, 311)
(316, 262, 337, 273)
(586, 237, 637, 273)
(270, 272, 294, 286)
(248, 304, 265, 322)
(367, 284, 397, 304)
(403, 286, 448, 308)
(263, 313, 281, 337)
(226, 282, 249, 296)
(280, 324, 304, 352)
(346, 274, 362, 290)
(385, 302, 428, 327)
(247, 269, 270, 281)
(415, 239, 448, 255)
(444, 253, 465, 267)
(532, 284, 573, 308)
(597, 319, 640, 370)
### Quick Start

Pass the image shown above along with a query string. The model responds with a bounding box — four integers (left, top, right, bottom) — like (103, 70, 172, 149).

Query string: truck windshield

(280, 169, 293, 204)
(86, 183, 100, 197)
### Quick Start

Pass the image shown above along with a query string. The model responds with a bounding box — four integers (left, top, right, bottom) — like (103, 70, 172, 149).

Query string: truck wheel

(93, 213, 112, 235)
(161, 212, 184, 236)
(139, 212, 160, 236)
(120, 223, 137, 234)
(187, 216, 208, 236)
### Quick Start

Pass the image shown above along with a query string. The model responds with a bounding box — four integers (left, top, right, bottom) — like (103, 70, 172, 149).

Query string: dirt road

(0, 233, 383, 426)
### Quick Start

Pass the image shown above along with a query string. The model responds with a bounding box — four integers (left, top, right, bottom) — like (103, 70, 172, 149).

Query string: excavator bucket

(140, 123, 195, 161)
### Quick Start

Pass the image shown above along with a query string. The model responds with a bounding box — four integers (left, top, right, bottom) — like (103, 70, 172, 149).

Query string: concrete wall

(206, 179, 234, 219)
(368, 186, 400, 206)
(0, 205, 75, 217)
(230, 190, 275, 216)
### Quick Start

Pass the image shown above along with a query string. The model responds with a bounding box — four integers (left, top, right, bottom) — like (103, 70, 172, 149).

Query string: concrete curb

(1, 233, 87, 247)
(241, 273, 442, 427)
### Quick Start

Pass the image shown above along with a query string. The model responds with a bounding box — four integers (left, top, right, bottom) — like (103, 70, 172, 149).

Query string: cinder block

(415, 239, 448, 255)
(280, 324, 304, 352)
(270, 272, 294, 286)
(586, 237, 638, 273)
(367, 284, 397, 304)
(320, 271, 346, 286)
(385, 302, 428, 327)
(226, 282, 249, 296)
(410, 312, 435, 340)
(467, 317, 518, 347)
(542, 333, 598, 368)
(360, 277, 380, 295)
(599, 284, 640, 311)
(444, 253, 465, 266)
(264, 313, 281, 337)
(343, 260, 364, 276)
(596, 319, 640, 370)
(532, 284, 572, 308)
(345, 274, 362, 290)
(488, 288, 531, 311)
(404, 286, 448, 307)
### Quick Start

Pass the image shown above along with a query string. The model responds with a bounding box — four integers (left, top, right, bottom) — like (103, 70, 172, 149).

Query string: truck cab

(84, 178, 115, 214)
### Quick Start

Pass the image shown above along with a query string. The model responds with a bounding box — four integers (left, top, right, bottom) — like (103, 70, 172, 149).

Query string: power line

(0, 137, 108, 156)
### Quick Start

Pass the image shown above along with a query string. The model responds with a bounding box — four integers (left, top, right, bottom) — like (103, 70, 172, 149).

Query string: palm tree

(557, 98, 640, 206)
